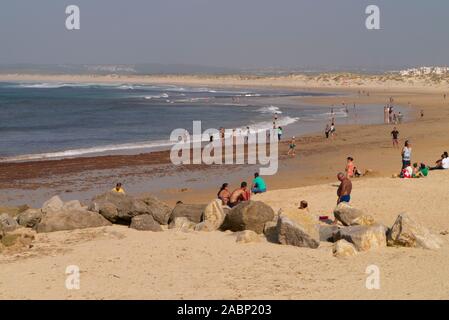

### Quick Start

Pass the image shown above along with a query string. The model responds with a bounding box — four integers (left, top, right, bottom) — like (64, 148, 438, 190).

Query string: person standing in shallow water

(287, 137, 296, 156)
(325, 124, 330, 139)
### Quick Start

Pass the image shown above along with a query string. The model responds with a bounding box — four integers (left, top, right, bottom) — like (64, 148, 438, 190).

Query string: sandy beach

(1, 73, 449, 299)
(1, 172, 449, 300)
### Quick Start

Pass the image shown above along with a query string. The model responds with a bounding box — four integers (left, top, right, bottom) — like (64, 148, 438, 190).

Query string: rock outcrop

(42, 195, 64, 214)
(333, 224, 387, 251)
(333, 239, 358, 258)
(333, 202, 375, 226)
(236, 230, 261, 243)
(0, 228, 36, 254)
(169, 203, 206, 224)
(276, 215, 320, 248)
(89, 192, 170, 225)
(130, 214, 163, 232)
(387, 213, 443, 250)
(263, 220, 278, 243)
(0, 213, 19, 232)
(201, 199, 226, 231)
(139, 195, 172, 225)
(168, 217, 196, 232)
(221, 201, 274, 234)
(17, 209, 43, 228)
(36, 210, 111, 233)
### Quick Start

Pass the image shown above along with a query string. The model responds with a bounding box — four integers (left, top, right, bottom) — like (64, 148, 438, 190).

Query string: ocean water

(0, 82, 394, 162)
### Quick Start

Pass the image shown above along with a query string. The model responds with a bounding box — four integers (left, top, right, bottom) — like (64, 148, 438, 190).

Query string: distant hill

(0, 63, 240, 75)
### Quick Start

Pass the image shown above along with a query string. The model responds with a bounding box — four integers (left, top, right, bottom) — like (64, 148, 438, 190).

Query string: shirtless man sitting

(336, 172, 352, 204)
(229, 182, 250, 208)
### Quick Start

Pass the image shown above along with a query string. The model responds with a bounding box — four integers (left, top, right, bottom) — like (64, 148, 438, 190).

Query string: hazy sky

(1, 0, 449, 69)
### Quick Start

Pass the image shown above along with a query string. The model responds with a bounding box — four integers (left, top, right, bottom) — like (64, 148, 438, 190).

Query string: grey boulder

(36, 210, 111, 233)
(221, 201, 274, 234)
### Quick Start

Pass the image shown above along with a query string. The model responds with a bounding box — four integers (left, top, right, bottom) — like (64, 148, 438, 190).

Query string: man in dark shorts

(336, 172, 352, 204)
(391, 127, 399, 148)
(229, 182, 250, 208)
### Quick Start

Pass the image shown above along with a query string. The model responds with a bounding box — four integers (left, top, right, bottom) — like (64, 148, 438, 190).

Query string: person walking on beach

(420, 110, 424, 119)
(325, 124, 330, 139)
(330, 122, 336, 139)
(287, 137, 296, 156)
(336, 172, 352, 205)
(401, 140, 412, 169)
(388, 106, 393, 123)
(217, 183, 231, 206)
(391, 127, 399, 148)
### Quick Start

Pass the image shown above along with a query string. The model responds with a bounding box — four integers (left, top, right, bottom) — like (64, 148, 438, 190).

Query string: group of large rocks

(329, 202, 444, 257)
(1, 192, 443, 257)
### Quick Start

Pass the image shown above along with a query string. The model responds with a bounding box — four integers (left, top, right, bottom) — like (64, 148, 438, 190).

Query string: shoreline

(0, 83, 428, 208)
(1, 74, 448, 209)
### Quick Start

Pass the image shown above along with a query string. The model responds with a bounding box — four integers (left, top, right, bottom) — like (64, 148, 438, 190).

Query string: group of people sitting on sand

(217, 172, 267, 207)
(399, 140, 449, 178)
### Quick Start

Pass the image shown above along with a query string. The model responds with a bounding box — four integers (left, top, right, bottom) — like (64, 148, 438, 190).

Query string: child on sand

(353, 166, 362, 177)
(419, 163, 429, 177)
(287, 137, 296, 156)
(401, 165, 413, 179)
(412, 163, 420, 178)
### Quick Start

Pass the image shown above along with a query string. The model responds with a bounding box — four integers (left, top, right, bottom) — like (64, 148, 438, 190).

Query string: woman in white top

(401, 140, 412, 169)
